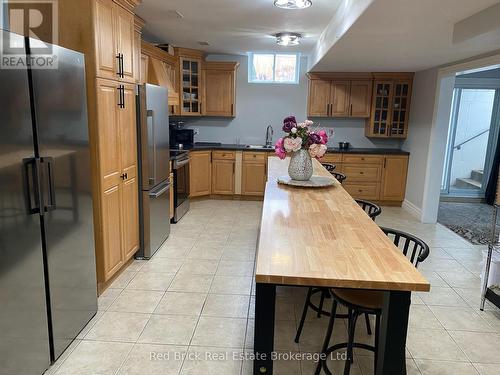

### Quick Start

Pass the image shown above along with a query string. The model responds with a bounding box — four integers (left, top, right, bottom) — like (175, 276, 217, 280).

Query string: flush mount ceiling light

(274, 0, 312, 10)
(275, 32, 302, 46)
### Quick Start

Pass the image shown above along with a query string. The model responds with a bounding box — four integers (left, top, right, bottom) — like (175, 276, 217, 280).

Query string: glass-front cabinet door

(369, 82, 393, 137)
(390, 81, 411, 138)
(180, 57, 202, 116)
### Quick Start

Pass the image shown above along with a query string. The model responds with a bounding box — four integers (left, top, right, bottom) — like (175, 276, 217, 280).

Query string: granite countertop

(173, 143, 409, 155)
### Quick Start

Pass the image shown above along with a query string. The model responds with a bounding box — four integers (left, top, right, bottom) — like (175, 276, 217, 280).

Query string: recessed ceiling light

(274, 0, 312, 10)
(275, 32, 301, 46)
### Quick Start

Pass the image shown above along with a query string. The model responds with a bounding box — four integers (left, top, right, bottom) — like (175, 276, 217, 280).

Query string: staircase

(455, 169, 483, 190)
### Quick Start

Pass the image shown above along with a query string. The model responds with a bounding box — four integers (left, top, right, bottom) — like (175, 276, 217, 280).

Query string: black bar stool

(315, 227, 430, 375)
(321, 163, 336, 172)
(330, 171, 346, 184)
(294, 200, 382, 343)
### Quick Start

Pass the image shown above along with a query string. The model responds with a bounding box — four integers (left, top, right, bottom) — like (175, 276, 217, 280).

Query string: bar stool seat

(333, 289, 383, 310)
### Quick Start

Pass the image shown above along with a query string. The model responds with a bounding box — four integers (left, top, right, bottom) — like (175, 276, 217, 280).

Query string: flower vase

(288, 149, 313, 181)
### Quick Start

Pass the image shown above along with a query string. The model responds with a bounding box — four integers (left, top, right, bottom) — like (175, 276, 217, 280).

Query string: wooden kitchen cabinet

(307, 74, 372, 118)
(308, 79, 331, 117)
(330, 81, 350, 116)
(133, 16, 144, 83)
(189, 151, 212, 197)
(242, 152, 267, 196)
(202, 62, 239, 117)
(212, 152, 235, 195)
(380, 155, 409, 201)
(179, 49, 204, 116)
(94, 0, 136, 83)
(366, 73, 413, 138)
(95, 79, 139, 281)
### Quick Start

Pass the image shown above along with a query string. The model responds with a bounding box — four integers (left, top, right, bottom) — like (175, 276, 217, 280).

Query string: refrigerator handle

(42, 157, 57, 212)
(22, 157, 43, 216)
(147, 109, 156, 185)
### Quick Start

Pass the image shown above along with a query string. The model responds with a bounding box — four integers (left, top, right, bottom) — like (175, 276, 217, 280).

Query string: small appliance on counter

(170, 127, 194, 148)
(338, 141, 351, 150)
(136, 84, 171, 259)
(170, 149, 190, 223)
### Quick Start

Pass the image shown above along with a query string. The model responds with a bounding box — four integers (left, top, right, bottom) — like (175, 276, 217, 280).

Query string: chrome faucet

(265, 125, 273, 147)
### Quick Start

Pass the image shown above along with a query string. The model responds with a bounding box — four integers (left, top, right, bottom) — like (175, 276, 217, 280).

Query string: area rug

(437, 202, 498, 245)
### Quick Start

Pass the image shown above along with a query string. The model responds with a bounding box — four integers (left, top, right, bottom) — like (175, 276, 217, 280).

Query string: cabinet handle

(359, 171, 364, 175)
(350, 104, 353, 116)
(384, 157, 387, 168)
(117, 86, 122, 108)
(326, 103, 329, 116)
(116, 54, 121, 77)
(120, 53, 124, 78)
(120, 172, 128, 180)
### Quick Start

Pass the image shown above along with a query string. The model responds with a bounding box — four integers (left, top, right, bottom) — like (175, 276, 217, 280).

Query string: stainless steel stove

(170, 150, 190, 223)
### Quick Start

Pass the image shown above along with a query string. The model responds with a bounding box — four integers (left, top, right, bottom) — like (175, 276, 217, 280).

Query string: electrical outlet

(194, 128, 200, 135)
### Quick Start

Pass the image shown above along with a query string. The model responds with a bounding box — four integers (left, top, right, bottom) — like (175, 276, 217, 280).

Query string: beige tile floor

(45, 200, 500, 375)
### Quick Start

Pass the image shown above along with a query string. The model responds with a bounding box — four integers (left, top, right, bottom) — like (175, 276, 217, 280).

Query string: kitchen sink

(245, 145, 273, 149)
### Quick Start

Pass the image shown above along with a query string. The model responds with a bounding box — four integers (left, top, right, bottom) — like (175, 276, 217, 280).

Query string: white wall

(401, 68, 439, 212)
(182, 54, 402, 149)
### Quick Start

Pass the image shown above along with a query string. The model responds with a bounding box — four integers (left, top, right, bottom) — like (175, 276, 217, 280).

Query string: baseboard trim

(402, 199, 422, 219)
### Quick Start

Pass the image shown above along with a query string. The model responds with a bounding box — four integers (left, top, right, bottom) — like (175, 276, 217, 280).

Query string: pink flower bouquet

(274, 116, 331, 160)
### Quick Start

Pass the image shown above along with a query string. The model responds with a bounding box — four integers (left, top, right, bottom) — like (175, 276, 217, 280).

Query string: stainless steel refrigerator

(136, 84, 171, 259)
(0, 30, 97, 374)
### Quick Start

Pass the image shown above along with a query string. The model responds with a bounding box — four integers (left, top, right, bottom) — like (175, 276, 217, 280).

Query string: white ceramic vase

(288, 149, 313, 181)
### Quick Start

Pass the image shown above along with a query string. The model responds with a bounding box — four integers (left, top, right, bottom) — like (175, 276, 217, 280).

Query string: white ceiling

(312, 0, 500, 72)
(136, 0, 342, 54)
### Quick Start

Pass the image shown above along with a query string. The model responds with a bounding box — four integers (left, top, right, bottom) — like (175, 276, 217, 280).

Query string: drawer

(243, 152, 266, 162)
(212, 150, 236, 160)
(342, 154, 383, 164)
(344, 182, 379, 200)
(343, 164, 382, 182)
(321, 153, 342, 163)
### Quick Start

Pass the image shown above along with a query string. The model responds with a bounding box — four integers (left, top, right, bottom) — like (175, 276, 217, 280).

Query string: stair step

(471, 169, 484, 183)
(455, 177, 482, 189)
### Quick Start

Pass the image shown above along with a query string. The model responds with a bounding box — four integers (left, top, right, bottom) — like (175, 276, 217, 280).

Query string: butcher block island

(253, 157, 430, 375)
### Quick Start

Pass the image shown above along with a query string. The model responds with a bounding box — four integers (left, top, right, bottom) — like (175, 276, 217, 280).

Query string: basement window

(248, 53, 300, 84)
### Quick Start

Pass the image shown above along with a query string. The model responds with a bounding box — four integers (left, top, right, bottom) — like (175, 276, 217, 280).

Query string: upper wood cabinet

(178, 48, 204, 116)
(133, 16, 145, 83)
(189, 151, 212, 197)
(202, 62, 239, 117)
(94, 0, 136, 83)
(141, 41, 180, 113)
(307, 73, 372, 118)
(366, 73, 414, 138)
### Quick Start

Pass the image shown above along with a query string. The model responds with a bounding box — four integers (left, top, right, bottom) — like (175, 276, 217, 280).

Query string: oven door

(173, 157, 190, 222)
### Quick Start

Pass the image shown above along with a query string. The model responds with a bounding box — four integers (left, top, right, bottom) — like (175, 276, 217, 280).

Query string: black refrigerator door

(29, 42, 98, 360)
(0, 31, 51, 375)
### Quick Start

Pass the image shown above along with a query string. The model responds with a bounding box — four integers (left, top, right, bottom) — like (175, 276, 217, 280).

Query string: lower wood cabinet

(189, 151, 212, 197)
(380, 155, 409, 201)
(330, 153, 409, 204)
(242, 153, 267, 196)
(212, 154, 235, 195)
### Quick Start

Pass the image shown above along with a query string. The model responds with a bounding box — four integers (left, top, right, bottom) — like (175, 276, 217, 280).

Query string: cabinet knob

(360, 171, 364, 175)
(120, 173, 128, 180)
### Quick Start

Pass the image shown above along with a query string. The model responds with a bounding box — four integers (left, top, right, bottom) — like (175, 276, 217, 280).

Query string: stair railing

(454, 128, 490, 150)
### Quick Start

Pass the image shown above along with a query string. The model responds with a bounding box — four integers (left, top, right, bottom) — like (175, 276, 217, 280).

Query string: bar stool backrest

(356, 199, 382, 221)
(331, 171, 347, 184)
(381, 227, 430, 267)
(321, 163, 336, 172)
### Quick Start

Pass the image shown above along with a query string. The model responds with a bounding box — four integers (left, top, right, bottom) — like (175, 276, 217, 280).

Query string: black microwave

(170, 128, 194, 147)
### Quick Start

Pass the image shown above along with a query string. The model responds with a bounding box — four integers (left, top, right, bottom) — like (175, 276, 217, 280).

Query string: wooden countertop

(255, 157, 430, 292)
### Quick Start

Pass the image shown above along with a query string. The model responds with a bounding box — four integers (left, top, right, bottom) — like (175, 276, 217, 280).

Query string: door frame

(440, 86, 500, 197)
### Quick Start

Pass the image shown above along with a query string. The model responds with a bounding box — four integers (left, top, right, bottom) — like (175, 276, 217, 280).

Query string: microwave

(170, 128, 194, 147)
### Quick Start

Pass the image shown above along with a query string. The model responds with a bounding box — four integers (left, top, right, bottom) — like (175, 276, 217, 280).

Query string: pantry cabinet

(53, 0, 141, 292)
(307, 73, 372, 118)
(96, 79, 139, 280)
